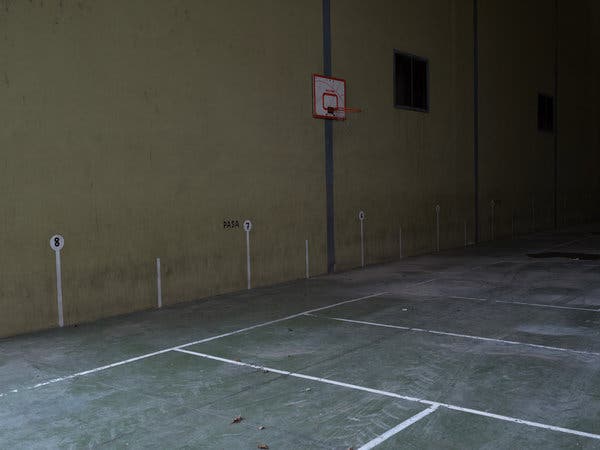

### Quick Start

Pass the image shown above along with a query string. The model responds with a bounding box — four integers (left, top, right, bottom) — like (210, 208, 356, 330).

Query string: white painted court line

(406, 278, 437, 287)
(306, 315, 600, 358)
(31, 348, 175, 389)
(448, 295, 488, 302)
(440, 403, 600, 440)
(174, 348, 426, 403)
(1, 291, 389, 396)
(357, 404, 440, 450)
(175, 291, 390, 350)
(495, 300, 600, 313)
(449, 295, 600, 313)
(174, 348, 600, 441)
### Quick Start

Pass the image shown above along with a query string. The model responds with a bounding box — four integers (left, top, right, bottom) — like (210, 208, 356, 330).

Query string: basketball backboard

(312, 74, 347, 121)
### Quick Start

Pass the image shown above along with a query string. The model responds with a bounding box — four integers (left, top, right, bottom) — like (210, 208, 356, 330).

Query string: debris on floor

(258, 444, 269, 449)
(231, 416, 244, 424)
(258, 426, 266, 430)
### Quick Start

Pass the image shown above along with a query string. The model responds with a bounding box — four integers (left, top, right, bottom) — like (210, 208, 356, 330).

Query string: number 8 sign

(50, 234, 65, 252)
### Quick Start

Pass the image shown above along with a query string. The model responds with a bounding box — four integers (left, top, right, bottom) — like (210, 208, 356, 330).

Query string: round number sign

(358, 211, 365, 221)
(243, 220, 252, 232)
(50, 234, 65, 251)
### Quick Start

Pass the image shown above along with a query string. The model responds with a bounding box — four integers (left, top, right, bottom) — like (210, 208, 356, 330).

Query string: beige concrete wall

(557, 0, 600, 226)
(478, 0, 556, 240)
(478, 0, 600, 238)
(0, 0, 325, 337)
(1, 0, 599, 337)
(331, 0, 475, 270)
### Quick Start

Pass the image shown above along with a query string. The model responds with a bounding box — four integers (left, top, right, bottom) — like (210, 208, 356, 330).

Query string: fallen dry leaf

(258, 445, 269, 449)
(231, 416, 244, 424)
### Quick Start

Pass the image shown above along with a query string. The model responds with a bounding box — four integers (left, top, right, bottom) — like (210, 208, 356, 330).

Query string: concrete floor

(1, 229, 600, 449)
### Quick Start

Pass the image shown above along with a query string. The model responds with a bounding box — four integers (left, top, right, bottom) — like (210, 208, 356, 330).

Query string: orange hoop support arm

(326, 106, 363, 114)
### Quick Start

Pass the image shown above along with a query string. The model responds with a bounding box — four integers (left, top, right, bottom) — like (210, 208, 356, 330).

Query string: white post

(49, 235, 65, 328)
(490, 200, 496, 241)
(435, 205, 440, 252)
(511, 214, 515, 239)
(156, 258, 162, 308)
(358, 211, 365, 268)
(244, 220, 252, 289)
(531, 198, 536, 232)
(360, 221, 365, 268)
(55, 251, 64, 327)
(246, 231, 251, 289)
(305, 239, 309, 279)
(399, 226, 403, 259)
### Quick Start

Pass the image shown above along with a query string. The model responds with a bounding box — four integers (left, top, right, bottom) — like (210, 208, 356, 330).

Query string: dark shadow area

(527, 252, 600, 260)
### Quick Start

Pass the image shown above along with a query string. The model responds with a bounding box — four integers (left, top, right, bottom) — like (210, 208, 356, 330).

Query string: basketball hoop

(313, 74, 361, 121)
